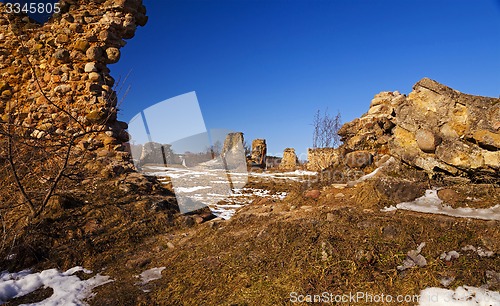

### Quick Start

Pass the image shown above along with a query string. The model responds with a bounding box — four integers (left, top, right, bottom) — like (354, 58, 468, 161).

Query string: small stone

(86, 46, 103, 61)
(304, 189, 320, 199)
(440, 276, 455, 287)
(0, 81, 8, 91)
(483, 151, 500, 169)
(55, 34, 69, 44)
(437, 189, 460, 205)
(74, 40, 89, 52)
(84, 62, 98, 72)
(53, 49, 70, 61)
(105, 47, 120, 63)
(86, 109, 105, 122)
(54, 84, 71, 95)
(193, 215, 204, 224)
(1, 89, 12, 97)
(326, 213, 335, 221)
(166, 242, 175, 249)
(88, 72, 100, 81)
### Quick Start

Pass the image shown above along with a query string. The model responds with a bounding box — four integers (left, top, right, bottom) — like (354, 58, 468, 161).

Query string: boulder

(415, 129, 441, 153)
(345, 151, 373, 168)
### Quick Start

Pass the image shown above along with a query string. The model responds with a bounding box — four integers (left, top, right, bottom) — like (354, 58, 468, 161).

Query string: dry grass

(1, 169, 498, 305)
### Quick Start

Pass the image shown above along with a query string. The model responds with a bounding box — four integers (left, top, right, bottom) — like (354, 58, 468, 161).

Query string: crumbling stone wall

(307, 148, 338, 171)
(339, 78, 500, 181)
(249, 138, 266, 168)
(0, 0, 147, 175)
(279, 148, 297, 170)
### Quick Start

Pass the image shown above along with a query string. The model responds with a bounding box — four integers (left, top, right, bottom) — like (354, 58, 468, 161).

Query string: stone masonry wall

(307, 147, 338, 171)
(338, 78, 500, 181)
(0, 0, 147, 175)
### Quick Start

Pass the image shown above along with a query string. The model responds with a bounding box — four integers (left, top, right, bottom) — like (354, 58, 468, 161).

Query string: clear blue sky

(112, 0, 500, 158)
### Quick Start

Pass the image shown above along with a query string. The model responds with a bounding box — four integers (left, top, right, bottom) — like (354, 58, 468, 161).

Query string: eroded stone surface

(338, 78, 499, 181)
(0, 0, 148, 176)
(279, 148, 298, 170)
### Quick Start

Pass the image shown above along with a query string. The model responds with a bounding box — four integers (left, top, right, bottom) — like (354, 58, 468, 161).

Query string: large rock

(345, 151, 373, 168)
(415, 129, 441, 153)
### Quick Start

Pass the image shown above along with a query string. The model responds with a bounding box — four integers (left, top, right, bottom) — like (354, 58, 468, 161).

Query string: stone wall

(279, 148, 297, 170)
(0, 0, 147, 175)
(307, 147, 338, 171)
(339, 78, 500, 181)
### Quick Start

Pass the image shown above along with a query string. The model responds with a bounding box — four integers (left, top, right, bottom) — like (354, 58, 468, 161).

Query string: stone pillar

(279, 148, 298, 170)
(249, 139, 266, 168)
(221, 132, 244, 157)
(221, 132, 246, 171)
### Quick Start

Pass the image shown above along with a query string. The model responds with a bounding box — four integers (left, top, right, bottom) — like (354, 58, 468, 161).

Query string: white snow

(0, 266, 112, 306)
(382, 189, 500, 221)
(173, 186, 211, 193)
(249, 170, 317, 181)
(143, 166, 309, 219)
(419, 286, 500, 306)
(356, 167, 380, 182)
(381, 205, 397, 212)
(135, 267, 165, 286)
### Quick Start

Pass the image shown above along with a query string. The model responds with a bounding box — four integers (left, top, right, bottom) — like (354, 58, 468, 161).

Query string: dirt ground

(2, 167, 499, 306)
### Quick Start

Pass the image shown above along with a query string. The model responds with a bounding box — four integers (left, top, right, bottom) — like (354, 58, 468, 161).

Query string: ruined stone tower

(0, 0, 147, 175)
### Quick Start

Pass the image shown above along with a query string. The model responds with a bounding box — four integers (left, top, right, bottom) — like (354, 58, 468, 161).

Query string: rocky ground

(2, 162, 498, 306)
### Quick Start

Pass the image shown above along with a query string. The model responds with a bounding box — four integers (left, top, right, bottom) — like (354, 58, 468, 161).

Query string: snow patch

(419, 286, 500, 306)
(383, 189, 500, 221)
(135, 267, 165, 286)
(174, 186, 211, 193)
(0, 266, 112, 305)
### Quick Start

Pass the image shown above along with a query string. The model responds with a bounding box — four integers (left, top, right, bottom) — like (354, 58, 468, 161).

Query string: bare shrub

(312, 109, 342, 148)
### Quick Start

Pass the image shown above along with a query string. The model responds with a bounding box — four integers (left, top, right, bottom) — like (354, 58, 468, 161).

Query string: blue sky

(112, 0, 500, 158)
